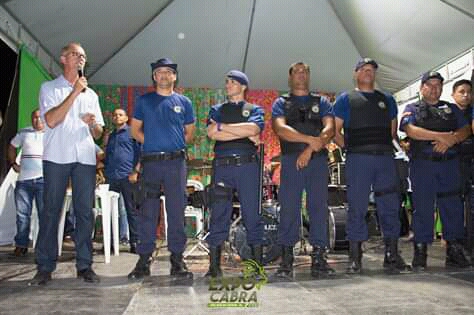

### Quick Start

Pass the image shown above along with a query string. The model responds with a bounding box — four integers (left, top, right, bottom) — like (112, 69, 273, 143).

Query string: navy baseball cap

(226, 70, 249, 86)
(151, 58, 177, 73)
(355, 58, 378, 71)
(421, 71, 444, 84)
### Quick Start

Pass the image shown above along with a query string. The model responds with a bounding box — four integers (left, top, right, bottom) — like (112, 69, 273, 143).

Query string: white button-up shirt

(39, 75, 104, 165)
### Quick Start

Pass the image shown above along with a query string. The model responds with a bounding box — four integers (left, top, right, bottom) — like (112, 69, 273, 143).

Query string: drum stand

(184, 229, 210, 257)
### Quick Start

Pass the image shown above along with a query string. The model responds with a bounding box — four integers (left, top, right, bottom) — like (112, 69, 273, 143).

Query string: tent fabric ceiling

(2, 0, 474, 93)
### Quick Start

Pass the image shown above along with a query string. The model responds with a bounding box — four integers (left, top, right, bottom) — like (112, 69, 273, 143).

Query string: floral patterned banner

(91, 85, 333, 185)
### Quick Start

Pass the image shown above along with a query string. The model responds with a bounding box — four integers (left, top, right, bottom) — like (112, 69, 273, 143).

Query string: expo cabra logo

(207, 259, 268, 308)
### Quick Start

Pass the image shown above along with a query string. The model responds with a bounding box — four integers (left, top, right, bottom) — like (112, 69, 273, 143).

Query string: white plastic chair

(55, 185, 120, 264)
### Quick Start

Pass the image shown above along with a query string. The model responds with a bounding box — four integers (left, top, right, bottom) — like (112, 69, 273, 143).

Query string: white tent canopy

(2, 0, 474, 93)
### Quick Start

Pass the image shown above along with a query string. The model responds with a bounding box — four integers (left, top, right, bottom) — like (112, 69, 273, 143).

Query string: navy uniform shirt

(104, 124, 141, 180)
(134, 92, 195, 153)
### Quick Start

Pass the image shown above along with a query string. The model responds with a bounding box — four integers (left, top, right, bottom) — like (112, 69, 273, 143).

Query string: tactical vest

(214, 102, 257, 153)
(410, 101, 458, 156)
(280, 93, 324, 155)
(345, 90, 392, 153)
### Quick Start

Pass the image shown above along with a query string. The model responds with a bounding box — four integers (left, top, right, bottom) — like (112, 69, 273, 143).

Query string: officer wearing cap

(334, 58, 408, 274)
(272, 62, 335, 278)
(400, 72, 471, 270)
(204, 70, 265, 278)
(128, 58, 196, 279)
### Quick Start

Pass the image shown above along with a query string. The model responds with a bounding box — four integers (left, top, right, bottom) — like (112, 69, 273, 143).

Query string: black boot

(275, 246, 294, 278)
(412, 242, 427, 271)
(128, 253, 152, 280)
(346, 241, 362, 274)
(383, 238, 409, 274)
(205, 246, 223, 278)
(170, 252, 193, 278)
(251, 245, 263, 266)
(446, 240, 471, 268)
(311, 246, 335, 277)
(245, 245, 266, 280)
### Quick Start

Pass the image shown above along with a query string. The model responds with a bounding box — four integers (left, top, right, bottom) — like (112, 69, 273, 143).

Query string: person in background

(104, 108, 141, 253)
(451, 79, 474, 261)
(31, 42, 104, 285)
(8, 109, 44, 257)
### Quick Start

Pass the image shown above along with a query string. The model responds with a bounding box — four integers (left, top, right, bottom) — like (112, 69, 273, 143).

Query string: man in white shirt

(30, 42, 104, 285)
(8, 110, 44, 257)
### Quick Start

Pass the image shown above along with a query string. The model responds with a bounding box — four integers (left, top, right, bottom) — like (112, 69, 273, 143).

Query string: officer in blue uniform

(206, 70, 264, 277)
(272, 62, 335, 278)
(205, 70, 264, 278)
(334, 58, 408, 274)
(451, 79, 474, 261)
(128, 58, 196, 279)
(401, 72, 471, 270)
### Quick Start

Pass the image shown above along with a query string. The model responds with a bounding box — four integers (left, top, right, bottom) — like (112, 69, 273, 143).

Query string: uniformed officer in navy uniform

(204, 70, 265, 278)
(272, 62, 335, 278)
(451, 79, 474, 260)
(400, 72, 471, 270)
(334, 58, 408, 274)
(128, 58, 196, 279)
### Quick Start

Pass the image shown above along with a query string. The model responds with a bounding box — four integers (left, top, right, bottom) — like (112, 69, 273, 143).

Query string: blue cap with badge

(151, 58, 177, 73)
(355, 58, 378, 71)
(226, 70, 249, 86)
(421, 71, 444, 84)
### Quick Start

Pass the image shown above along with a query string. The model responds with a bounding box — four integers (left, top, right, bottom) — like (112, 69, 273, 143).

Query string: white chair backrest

(187, 179, 204, 191)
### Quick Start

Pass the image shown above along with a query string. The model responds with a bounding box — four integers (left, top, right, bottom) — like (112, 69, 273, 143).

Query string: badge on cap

(311, 104, 320, 114)
(444, 107, 452, 114)
(378, 101, 386, 109)
(242, 109, 250, 117)
(174, 105, 182, 113)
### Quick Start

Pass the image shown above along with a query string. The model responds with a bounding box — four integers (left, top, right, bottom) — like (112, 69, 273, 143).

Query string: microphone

(77, 66, 86, 92)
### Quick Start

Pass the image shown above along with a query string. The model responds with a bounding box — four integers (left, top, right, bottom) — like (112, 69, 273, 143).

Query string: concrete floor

(0, 237, 473, 315)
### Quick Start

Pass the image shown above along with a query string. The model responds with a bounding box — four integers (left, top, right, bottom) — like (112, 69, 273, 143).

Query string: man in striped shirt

(8, 109, 44, 257)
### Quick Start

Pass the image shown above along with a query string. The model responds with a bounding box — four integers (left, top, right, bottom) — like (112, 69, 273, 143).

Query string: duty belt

(415, 153, 457, 161)
(213, 154, 257, 167)
(141, 149, 186, 162)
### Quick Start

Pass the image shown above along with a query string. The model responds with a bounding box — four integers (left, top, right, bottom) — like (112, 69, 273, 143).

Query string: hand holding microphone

(77, 66, 87, 93)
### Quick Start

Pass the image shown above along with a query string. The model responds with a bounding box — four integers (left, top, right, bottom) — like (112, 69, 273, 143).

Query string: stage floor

(0, 237, 473, 315)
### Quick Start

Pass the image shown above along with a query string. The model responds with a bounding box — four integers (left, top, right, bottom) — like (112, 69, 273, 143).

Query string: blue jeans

(14, 177, 44, 248)
(118, 193, 129, 240)
(35, 161, 96, 273)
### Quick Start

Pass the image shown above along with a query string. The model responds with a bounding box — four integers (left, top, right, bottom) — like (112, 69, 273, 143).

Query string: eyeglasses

(67, 51, 87, 60)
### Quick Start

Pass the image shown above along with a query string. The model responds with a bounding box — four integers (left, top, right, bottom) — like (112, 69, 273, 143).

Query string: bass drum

(328, 205, 349, 250)
(229, 203, 281, 264)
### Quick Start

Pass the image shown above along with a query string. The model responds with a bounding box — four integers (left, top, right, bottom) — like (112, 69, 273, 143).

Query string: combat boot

(275, 245, 294, 279)
(346, 241, 362, 274)
(383, 238, 409, 274)
(128, 253, 152, 280)
(204, 246, 223, 278)
(446, 240, 471, 268)
(311, 246, 335, 277)
(170, 252, 193, 278)
(412, 242, 427, 271)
